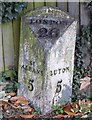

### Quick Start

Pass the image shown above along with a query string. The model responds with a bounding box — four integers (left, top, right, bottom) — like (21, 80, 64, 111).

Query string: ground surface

(0, 77, 92, 119)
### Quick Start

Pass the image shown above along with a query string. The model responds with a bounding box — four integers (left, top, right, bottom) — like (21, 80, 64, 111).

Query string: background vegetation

(0, 1, 92, 101)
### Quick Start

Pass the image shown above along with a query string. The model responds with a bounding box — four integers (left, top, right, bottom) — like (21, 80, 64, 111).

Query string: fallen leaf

(10, 96, 26, 103)
(0, 100, 8, 107)
(5, 115, 15, 118)
(0, 100, 18, 109)
(20, 114, 34, 118)
(23, 105, 34, 113)
(80, 77, 90, 91)
(0, 91, 6, 98)
(81, 114, 88, 118)
(14, 99, 28, 106)
(79, 99, 92, 105)
(6, 92, 16, 97)
(63, 102, 81, 116)
(64, 110, 81, 116)
(53, 114, 69, 118)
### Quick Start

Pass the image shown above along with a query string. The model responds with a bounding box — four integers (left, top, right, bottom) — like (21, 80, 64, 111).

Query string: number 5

(56, 80, 62, 93)
(28, 79, 34, 91)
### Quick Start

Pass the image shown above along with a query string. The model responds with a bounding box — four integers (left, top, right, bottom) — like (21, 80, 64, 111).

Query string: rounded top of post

(24, 6, 75, 22)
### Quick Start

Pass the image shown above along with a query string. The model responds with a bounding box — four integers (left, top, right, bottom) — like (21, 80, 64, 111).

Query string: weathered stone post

(18, 7, 77, 114)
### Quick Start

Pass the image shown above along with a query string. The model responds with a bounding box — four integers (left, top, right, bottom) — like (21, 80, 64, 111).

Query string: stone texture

(18, 7, 77, 114)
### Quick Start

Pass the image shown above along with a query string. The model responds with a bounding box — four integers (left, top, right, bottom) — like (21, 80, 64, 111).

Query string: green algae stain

(22, 24, 44, 92)
(37, 48, 44, 82)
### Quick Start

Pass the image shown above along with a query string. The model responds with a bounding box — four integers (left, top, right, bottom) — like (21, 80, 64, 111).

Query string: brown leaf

(5, 115, 15, 118)
(80, 77, 90, 91)
(0, 100, 18, 109)
(6, 92, 16, 97)
(79, 77, 92, 98)
(63, 102, 81, 116)
(0, 100, 8, 107)
(10, 96, 26, 103)
(14, 99, 28, 106)
(79, 99, 92, 105)
(53, 114, 69, 118)
(20, 114, 34, 118)
(24, 106, 34, 113)
(64, 110, 81, 116)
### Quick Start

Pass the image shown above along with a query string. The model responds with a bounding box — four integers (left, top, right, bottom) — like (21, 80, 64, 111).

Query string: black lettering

(35, 19, 38, 23)
(58, 69, 61, 74)
(50, 71, 53, 76)
(56, 79, 62, 93)
(28, 83, 33, 91)
(49, 28, 60, 38)
(28, 79, 34, 91)
(59, 20, 63, 24)
(30, 18, 63, 25)
(30, 60, 35, 66)
(21, 65, 24, 69)
(54, 70, 57, 75)
(29, 79, 34, 83)
(37, 69, 40, 74)
(58, 79, 62, 83)
(32, 19, 36, 23)
(62, 68, 66, 73)
(66, 67, 69, 71)
(30, 19, 33, 24)
(55, 20, 59, 24)
(42, 19, 48, 24)
(29, 66, 31, 71)
(33, 61, 35, 66)
(37, 28, 47, 38)
(51, 20, 55, 24)
(32, 68, 36, 73)
(48, 20, 52, 24)
(57, 21, 60, 24)
(37, 19, 41, 24)
(30, 60, 32, 65)
(21, 65, 28, 70)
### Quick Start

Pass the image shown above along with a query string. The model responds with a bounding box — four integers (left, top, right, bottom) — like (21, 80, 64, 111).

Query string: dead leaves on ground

(10, 96, 28, 106)
(52, 100, 92, 119)
(63, 101, 81, 116)
(0, 93, 35, 119)
(0, 92, 92, 119)
(20, 114, 35, 118)
(6, 92, 16, 97)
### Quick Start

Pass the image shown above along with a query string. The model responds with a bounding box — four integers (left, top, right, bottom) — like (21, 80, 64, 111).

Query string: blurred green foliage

(86, 1, 92, 11)
(0, 2, 27, 22)
(0, 68, 20, 93)
(72, 25, 92, 101)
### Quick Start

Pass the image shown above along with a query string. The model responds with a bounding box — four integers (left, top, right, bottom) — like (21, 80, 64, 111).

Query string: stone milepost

(18, 7, 77, 114)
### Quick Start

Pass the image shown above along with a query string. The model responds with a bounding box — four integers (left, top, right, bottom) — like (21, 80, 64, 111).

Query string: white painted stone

(43, 21, 77, 112)
(18, 7, 77, 114)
